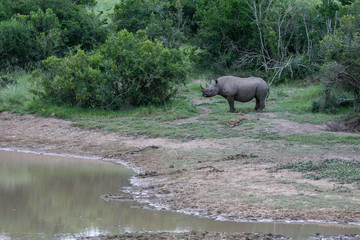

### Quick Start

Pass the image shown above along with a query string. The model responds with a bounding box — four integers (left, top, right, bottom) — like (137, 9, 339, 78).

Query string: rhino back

(218, 76, 267, 101)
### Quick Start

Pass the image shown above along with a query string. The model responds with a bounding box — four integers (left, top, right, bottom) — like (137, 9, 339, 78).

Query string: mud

(327, 113, 360, 133)
(1, 111, 360, 226)
(81, 231, 291, 240)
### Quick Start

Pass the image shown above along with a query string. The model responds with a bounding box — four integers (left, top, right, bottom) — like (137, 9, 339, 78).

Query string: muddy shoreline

(2, 146, 360, 227)
(1, 111, 360, 227)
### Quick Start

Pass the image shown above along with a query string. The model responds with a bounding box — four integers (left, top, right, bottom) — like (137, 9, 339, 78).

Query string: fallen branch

(339, 98, 355, 104)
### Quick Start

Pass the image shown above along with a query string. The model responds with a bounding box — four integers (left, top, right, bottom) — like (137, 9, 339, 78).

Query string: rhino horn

(200, 83, 204, 90)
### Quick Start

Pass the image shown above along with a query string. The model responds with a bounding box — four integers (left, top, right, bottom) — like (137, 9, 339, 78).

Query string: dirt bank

(81, 231, 291, 240)
(1, 111, 360, 225)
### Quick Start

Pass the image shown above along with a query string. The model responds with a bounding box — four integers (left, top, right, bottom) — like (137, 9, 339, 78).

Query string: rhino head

(200, 80, 219, 97)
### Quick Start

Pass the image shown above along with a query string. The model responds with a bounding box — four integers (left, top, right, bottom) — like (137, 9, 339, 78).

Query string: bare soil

(81, 231, 291, 240)
(327, 113, 360, 133)
(1, 110, 360, 226)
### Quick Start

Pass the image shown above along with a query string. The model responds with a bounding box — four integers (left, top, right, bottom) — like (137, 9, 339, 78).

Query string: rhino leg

(226, 97, 236, 113)
(256, 98, 265, 112)
(255, 87, 267, 112)
(255, 98, 260, 111)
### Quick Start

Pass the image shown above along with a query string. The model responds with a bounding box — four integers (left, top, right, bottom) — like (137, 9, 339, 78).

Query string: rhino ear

(211, 80, 218, 85)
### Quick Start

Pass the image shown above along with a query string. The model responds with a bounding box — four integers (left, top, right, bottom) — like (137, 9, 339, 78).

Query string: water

(0, 150, 360, 239)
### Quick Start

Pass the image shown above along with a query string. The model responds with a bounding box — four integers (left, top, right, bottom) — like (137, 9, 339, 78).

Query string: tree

(195, 0, 258, 71)
(0, 18, 40, 68)
(112, 0, 191, 47)
(320, 11, 360, 112)
(194, 0, 325, 78)
(318, 0, 340, 34)
(0, 0, 108, 68)
(29, 9, 62, 58)
(259, 0, 321, 82)
(112, 0, 152, 32)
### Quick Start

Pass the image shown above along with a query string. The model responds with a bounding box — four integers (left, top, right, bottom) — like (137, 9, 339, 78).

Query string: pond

(1, 150, 360, 239)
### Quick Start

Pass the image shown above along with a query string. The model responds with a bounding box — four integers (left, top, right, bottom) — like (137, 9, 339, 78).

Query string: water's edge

(1, 147, 360, 228)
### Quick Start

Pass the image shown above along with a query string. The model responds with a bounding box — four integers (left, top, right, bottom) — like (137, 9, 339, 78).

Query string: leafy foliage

(32, 50, 108, 108)
(0, 0, 108, 68)
(99, 30, 188, 106)
(32, 30, 188, 109)
(319, 12, 360, 111)
(0, 18, 40, 68)
(112, 0, 152, 33)
(194, 0, 257, 71)
(112, 0, 194, 47)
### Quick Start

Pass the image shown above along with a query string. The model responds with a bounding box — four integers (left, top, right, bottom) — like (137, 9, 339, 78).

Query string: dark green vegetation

(31, 30, 187, 108)
(278, 159, 360, 185)
(0, 0, 106, 68)
(1, 0, 360, 112)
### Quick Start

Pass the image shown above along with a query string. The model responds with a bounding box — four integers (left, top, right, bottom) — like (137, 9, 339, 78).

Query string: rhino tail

(261, 76, 270, 99)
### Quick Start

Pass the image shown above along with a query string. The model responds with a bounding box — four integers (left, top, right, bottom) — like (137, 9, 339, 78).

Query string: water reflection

(0, 150, 136, 239)
(1, 150, 360, 239)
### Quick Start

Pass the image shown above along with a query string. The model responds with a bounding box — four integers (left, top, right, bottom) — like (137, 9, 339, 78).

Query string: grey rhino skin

(201, 76, 269, 113)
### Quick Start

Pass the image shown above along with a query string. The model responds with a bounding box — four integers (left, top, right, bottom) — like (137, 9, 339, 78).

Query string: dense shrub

(32, 50, 110, 108)
(0, 73, 16, 87)
(318, 12, 360, 112)
(32, 30, 188, 109)
(28, 8, 63, 59)
(112, 0, 152, 33)
(0, 0, 108, 68)
(112, 0, 194, 48)
(0, 0, 38, 21)
(0, 18, 40, 68)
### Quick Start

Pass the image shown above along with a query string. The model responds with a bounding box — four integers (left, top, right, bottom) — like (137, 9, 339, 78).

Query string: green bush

(32, 50, 113, 108)
(0, 0, 108, 68)
(311, 89, 351, 114)
(112, 0, 152, 33)
(99, 30, 188, 107)
(0, 73, 15, 87)
(319, 13, 360, 111)
(32, 30, 188, 109)
(112, 0, 191, 48)
(0, 18, 40, 68)
(313, 61, 356, 113)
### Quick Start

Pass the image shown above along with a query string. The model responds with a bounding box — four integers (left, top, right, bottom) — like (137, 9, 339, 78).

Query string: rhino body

(201, 76, 269, 113)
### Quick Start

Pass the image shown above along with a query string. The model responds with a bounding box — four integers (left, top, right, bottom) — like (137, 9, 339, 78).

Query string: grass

(0, 71, 358, 143)
(268, 84, 355, 124)
(0, 72, 36, 113)
(277, 159, 360, 184)
(270, 84, 323, 113)
(271, 193, 360, 210)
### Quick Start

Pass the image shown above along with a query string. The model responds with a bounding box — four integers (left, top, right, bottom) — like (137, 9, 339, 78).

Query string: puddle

(0, 150, 360, 239)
